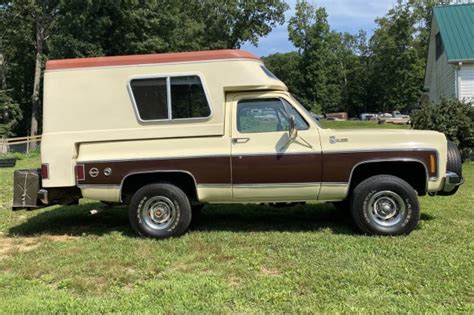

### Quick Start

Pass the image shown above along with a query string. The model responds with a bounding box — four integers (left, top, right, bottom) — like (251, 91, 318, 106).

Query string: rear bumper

(37, 189, 49, 205)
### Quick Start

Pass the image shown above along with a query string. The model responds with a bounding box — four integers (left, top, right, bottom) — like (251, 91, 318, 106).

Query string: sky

(241, 0, 398, 56)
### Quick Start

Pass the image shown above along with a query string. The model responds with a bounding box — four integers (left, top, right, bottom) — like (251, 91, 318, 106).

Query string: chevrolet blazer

(12, 50, 464, 238)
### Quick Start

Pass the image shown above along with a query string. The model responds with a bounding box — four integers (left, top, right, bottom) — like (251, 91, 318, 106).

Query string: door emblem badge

(329, 136, 349, 144)
(89, 168, 99, 178)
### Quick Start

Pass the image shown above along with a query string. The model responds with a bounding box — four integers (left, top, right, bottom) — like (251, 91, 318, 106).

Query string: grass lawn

(0, 124, 472, 313)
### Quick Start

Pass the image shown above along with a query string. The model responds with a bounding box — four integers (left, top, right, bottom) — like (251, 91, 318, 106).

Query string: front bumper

(439, 172, 464, 195)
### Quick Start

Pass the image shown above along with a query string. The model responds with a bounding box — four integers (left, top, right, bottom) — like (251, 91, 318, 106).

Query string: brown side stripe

(78, 150, 436, 186)
(231, 153, 322, 184)
(322, 150, 437, 182)
(80, 156, 230, 185)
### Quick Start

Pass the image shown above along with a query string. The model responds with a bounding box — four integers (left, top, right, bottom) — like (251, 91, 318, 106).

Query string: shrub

(411, 98, 473, 160)
(0, 89, 22, 137)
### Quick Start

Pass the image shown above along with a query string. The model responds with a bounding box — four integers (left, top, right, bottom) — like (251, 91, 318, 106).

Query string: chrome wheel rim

(367, 190, 405, 227)
(141, 196, 176, 230)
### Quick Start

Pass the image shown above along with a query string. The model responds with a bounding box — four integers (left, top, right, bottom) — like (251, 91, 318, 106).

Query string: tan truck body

(12, 49, 463, 238)
(39, 50, 449, 204)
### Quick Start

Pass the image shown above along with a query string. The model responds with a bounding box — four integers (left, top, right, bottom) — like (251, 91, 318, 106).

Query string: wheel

(350, 175, 420, 236)
(128, 183, 192, 239)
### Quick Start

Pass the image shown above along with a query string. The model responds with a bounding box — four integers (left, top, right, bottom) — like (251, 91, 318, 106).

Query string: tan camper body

(13, 49, 462, 238)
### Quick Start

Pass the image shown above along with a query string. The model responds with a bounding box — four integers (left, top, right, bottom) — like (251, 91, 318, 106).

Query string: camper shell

(12, 49, 463, 238)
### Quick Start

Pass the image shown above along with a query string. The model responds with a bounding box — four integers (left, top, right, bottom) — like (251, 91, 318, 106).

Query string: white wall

(458, 64, 474, 103)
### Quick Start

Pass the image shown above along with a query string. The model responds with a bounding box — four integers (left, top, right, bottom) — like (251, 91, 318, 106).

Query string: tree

(410, 0, 451, 59)
(1, 0, 59, 147)
(0, 90, 22, 137)
(288, 0, 333, 113)
(367, 1, 425, 113)
(262, 52, 302, 97)
(1, 0, 288, 137)
(0, 8, 22, 137)
(286, 1, 368, 114)
(336, 31, 370, 116)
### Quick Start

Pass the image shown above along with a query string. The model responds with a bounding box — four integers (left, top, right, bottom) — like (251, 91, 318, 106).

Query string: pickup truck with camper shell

(12, 49, 464, 238)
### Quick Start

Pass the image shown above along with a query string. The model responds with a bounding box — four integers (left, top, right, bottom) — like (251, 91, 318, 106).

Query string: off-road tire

(351, 175, 420, 236)
(129, 183, 192, 239)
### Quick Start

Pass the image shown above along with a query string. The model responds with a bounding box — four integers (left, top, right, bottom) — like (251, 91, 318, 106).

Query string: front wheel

(351, 175, 420, 236)
(129, 183, 192, 239)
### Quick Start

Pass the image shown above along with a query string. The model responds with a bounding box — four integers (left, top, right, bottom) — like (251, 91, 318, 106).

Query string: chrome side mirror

(289, 115, 298, 140)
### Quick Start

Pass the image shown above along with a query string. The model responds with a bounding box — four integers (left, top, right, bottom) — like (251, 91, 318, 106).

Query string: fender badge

(89, 168, 99, 178)
(329, 136, 349, 144)
(104, 167, 112, 176)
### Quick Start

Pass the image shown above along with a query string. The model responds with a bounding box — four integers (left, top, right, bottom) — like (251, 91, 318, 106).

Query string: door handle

(232, 137, 250, 144)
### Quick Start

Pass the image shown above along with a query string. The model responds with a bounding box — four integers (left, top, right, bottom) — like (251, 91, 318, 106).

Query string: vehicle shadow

(192, 203, 356, 234)
(8, 202, 133, 237)
(8, 202, 357, 237)
(7, 202, 436, 237)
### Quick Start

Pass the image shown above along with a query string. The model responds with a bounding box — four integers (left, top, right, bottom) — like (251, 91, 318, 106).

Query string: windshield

(288, 94, 322, 128)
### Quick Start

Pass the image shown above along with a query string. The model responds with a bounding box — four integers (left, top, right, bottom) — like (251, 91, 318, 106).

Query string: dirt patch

(261, 267, 280, 276)
(228, 275, 240, 288)
(42, 235, 77, 242)
(168, 261, 195, 273)
(0, 237, 40, 258)
(0, 235, 77, 259)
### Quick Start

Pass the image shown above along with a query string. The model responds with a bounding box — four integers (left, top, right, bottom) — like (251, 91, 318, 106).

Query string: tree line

(0, 0, 453, 138)
(264, 0, 453, 116)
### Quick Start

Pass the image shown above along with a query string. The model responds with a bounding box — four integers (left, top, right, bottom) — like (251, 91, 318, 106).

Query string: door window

(237, 98, 308, 133)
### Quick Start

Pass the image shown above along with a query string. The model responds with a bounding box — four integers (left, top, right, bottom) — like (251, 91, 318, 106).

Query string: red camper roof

(46, 49, 261, 71)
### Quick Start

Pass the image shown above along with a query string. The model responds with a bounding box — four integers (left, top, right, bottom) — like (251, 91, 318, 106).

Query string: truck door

(230, 92, 322, 201)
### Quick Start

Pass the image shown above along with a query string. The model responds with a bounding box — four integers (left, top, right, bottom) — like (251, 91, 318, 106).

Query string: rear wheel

(129, 183, 192, 239)
(351, 175, 420, 236)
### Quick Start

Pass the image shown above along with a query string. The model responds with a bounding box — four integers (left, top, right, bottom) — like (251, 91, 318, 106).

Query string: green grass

(0, 128, 472, 313)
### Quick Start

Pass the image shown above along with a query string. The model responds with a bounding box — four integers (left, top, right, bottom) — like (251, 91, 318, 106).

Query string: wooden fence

(1, 135, 42, 154)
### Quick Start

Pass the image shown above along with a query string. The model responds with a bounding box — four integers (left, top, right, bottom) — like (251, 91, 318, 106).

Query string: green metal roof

(434, 4, 474, 62)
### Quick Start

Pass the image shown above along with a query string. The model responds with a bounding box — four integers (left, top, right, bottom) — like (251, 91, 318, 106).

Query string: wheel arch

(347, 159, 429, 197)
(120, 170, 199, 203)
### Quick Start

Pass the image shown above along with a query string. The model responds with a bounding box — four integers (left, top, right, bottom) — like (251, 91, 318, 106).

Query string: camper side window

(171, 76, 211, 119)
(130, 78, 168, 120)
(130, 75, 211, 122)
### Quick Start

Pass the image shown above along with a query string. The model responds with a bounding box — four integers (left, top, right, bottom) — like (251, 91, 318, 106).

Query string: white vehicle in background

(360, 113, 377, 120)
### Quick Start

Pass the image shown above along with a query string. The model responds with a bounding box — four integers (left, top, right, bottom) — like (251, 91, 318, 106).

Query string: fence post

(1, 136, 5, 154)
(26, 135, 30, 154)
